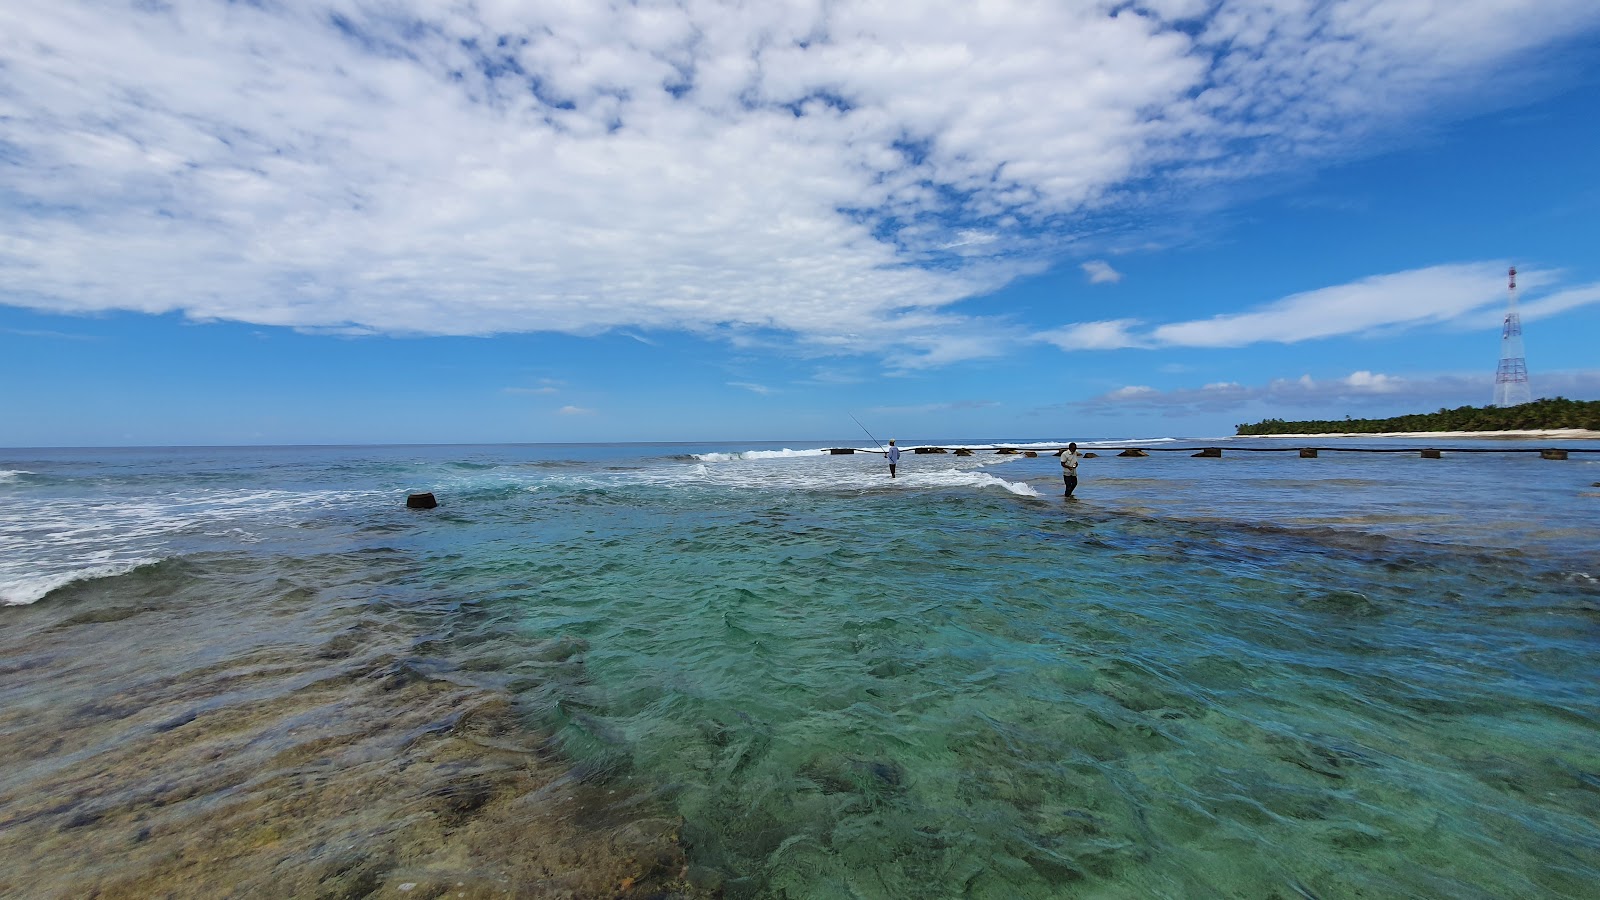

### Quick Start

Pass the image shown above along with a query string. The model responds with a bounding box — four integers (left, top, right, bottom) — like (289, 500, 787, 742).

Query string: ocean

(2, 438, 1598, 898)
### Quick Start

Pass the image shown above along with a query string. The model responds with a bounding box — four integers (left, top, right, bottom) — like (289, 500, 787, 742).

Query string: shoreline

(1228, 428, 1600, 441)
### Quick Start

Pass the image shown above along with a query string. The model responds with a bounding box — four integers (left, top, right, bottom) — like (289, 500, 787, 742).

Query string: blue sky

(3, 0, 1600, 447)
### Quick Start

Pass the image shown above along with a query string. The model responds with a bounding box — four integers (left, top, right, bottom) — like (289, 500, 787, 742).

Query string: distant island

(1236, 397, 1600, 435)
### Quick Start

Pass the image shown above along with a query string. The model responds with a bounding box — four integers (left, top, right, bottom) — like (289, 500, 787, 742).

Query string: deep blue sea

(2, 437, 1598, 898)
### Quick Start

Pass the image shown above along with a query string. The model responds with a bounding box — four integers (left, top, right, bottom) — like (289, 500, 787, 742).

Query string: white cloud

(879, 314, 1028, 369)
(557, 405, 593, 416)
(1078, 368, 1600, 414)
(505, 378, 564, 395)
(1, 326, 99, 341)
(1341, 370, 1402, 392)
(2, 1, 1598, 361)
(1036, 319, 1146, 351)
(1150, 264, 1511, 347)
(1081, 260, 1124, 284)
(867, 400, 1000, 416)
(1498, 283, 1600, 325)
(728, 382, 773, 395)
(1040, 263, 1600, 351)
(1108, 385, 1159, 399)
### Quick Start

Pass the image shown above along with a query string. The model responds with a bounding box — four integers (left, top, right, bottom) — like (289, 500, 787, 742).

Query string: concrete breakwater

(825, 445, 1593, 459)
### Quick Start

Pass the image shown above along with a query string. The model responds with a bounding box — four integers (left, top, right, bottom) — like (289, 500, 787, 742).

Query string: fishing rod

(849, 413, 886, 453)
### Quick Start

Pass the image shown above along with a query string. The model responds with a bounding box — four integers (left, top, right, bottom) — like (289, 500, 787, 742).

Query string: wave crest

(694, 448, 831, 462)
(1, 560, 161, 606)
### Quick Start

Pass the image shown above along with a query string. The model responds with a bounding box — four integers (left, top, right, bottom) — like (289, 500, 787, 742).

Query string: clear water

(2, 439, 1598, 897)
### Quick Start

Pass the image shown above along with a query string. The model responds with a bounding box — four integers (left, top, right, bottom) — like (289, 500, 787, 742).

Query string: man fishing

(886, 439, 901, 478)
(1058, 442, 1080, 497)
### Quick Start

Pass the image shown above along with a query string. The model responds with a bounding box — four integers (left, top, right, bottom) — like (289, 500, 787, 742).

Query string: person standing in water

(886, 439, 901, 478)
(1058, 442, 1080, 497)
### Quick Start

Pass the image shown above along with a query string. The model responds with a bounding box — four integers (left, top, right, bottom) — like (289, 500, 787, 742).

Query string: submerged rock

(802, 755, 908, 799)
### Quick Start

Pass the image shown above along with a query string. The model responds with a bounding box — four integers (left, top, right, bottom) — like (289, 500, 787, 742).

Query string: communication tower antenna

(1493, 265, 1531, 407)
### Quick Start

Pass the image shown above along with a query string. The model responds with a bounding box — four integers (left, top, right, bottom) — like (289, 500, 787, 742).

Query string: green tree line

(1235, 397, 1600, 435)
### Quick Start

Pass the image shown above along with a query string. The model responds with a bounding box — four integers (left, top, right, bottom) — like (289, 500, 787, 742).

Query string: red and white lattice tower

(1493, 265, 1531, 407)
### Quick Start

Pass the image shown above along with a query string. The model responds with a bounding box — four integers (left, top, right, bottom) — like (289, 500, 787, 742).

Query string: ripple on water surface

(424, 483, 1600, 898)
(3, 442, 1597, 898)
(0, 552, 703, 899)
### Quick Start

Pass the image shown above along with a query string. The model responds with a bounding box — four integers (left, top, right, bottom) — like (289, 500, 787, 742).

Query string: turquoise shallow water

(3, 439, 1599, 897)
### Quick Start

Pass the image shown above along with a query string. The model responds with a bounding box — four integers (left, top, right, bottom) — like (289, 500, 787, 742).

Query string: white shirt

(1060, 450, 1079, 473)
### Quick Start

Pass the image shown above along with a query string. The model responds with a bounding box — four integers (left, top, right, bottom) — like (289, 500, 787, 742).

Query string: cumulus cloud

(2, 1, 1598, 363)
(1341, 370, 1403, 392)
(1081, 260, 1124, 284)
(1077, 368, 1600, 414)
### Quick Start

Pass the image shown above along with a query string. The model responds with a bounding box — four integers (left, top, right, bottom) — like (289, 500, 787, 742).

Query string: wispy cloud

(868, 400, 1000, 416)
(1081, 260, 1123, 284)
(1472, 282, 1600, 328)
(1036, 319, 1146, 351)
(2, 1, 1597, 363)
(504, 378, 564, 395)
(0, 326, 100, 341)
(802, 368, 866, 386)
(1041, 264, 1600, 350)
(557, 405, 594, 416)
(728, 382, 773, 395)
(1149, 264, 1517, 347)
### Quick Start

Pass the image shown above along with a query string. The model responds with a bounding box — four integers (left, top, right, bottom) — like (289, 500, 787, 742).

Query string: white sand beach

(1239, 429, 1600, 441)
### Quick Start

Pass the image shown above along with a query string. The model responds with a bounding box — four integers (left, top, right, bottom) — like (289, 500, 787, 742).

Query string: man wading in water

(886, 439, 901, 478)
(1058, 442, 1080, 497)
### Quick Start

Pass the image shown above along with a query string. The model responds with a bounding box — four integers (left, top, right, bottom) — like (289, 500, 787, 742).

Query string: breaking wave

(1, 560, 160, 606)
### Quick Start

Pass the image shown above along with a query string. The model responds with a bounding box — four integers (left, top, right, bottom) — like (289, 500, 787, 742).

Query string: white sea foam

(693, 439, 1179, 462)
(0, 560, 158, 606)
(0, 486, 388, 606)
(555, 451, 1044, 498)
(694, 448, 831, 462)
(915, 470, 1040, 497)
(0, 470, 32, 483)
